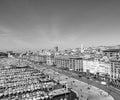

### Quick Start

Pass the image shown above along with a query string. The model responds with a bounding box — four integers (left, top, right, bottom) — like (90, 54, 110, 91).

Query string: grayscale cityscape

(0, 0, 120, 100)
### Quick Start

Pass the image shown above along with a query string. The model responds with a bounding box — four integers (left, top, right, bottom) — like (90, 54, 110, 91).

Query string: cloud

(0, 26, 12, 37)
(13, 39, 32, 47)
(0, 26, 12, 33)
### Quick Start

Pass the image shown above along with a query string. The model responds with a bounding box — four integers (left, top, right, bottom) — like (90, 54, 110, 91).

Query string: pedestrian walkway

(44, 68, 114, 100)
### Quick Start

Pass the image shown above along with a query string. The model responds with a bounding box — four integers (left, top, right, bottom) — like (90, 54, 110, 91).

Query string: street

(48, 66, 120, 100)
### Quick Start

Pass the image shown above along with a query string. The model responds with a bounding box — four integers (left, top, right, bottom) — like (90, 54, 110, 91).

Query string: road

(47, 66, 120, 100)
(31, 62, 120, 100)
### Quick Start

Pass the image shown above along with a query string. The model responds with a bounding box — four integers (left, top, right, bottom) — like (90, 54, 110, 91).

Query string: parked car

(101, 81, 107, 85)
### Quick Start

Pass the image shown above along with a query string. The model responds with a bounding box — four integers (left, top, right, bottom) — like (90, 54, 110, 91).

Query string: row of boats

(0, 58, 73, 100)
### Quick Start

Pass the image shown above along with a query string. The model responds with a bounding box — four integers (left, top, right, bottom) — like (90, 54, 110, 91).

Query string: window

(104, 53, 107, 56)
(110, 52, 113, 57)
(115, 69, 117, 73)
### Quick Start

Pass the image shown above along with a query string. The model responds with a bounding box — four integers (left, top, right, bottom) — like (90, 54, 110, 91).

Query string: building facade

(83, 59, 111, 76)
(110, 60, 120, 81)
(70, 57, 83, 72)
(21, 54, 46, 63)
(54, 56, 83, 72)
(54, 56, 70, 68)
(103, 49, 120, 59)
(46, 55, 55, 65)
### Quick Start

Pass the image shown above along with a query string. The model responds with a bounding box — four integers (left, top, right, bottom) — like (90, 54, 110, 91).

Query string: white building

(46, 55, 54, 65)
(81, 44, 84, 53)
(83, 59, 110, 75)
(83, 60, 98, 74)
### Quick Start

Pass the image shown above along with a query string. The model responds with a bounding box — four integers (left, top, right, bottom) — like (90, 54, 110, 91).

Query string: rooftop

(54, 55, 83, 60)
(103, 49, 120, 52)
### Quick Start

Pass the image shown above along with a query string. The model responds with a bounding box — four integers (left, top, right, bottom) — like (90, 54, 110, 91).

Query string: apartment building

(83, 59, 111, 76)
(103, 49, 120, 59)
(54, 56, 83, 72)
(46, 54, 54, 65)
(110, 59, 120, 82)
(54, 56, 70, 68)
(70, 57, 83, 72)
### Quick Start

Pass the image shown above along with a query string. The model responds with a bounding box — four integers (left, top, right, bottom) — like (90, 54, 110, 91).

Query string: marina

(0, 58, 78, 100)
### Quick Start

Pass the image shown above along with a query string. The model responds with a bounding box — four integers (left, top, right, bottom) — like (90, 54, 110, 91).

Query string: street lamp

(68, 88, 72, 100)
(106, 84, 112, 96)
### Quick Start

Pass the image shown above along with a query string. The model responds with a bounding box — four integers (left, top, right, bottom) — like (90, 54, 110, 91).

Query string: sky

(0, 0, 120, 51)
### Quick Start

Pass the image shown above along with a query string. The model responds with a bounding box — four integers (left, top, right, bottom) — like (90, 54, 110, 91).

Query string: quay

(0, 58, 78, 100)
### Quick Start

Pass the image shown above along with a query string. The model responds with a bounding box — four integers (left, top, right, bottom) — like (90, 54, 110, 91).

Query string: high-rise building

(81, 44, 84, 53)
(54, 56, 83, 72)
(54, 46, 58, 52)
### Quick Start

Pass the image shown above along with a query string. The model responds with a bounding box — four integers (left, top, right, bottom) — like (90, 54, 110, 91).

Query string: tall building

(81, 44, 84, 53)
(54, 46, 58, 52)
(83, 59, 110, 75)
(54, 56, 83, 72)
(46, 54, 55, 65)
(110, 59, 120, 82)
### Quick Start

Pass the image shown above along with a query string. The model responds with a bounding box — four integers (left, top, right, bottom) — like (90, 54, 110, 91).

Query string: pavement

(36, 66, 114, 100)
(2, 58, 118, 100)
(61, 69, 120, 100)
(49, 66, 120, 100)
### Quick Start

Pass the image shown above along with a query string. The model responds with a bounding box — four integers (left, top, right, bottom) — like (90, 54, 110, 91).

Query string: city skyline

(0, 0, 120, 51)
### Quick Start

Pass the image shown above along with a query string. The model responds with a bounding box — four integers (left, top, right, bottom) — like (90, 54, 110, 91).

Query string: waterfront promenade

(0, 58, 78, 100)
(40, 67, 114, 100)
(0, 57, 115, 100)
